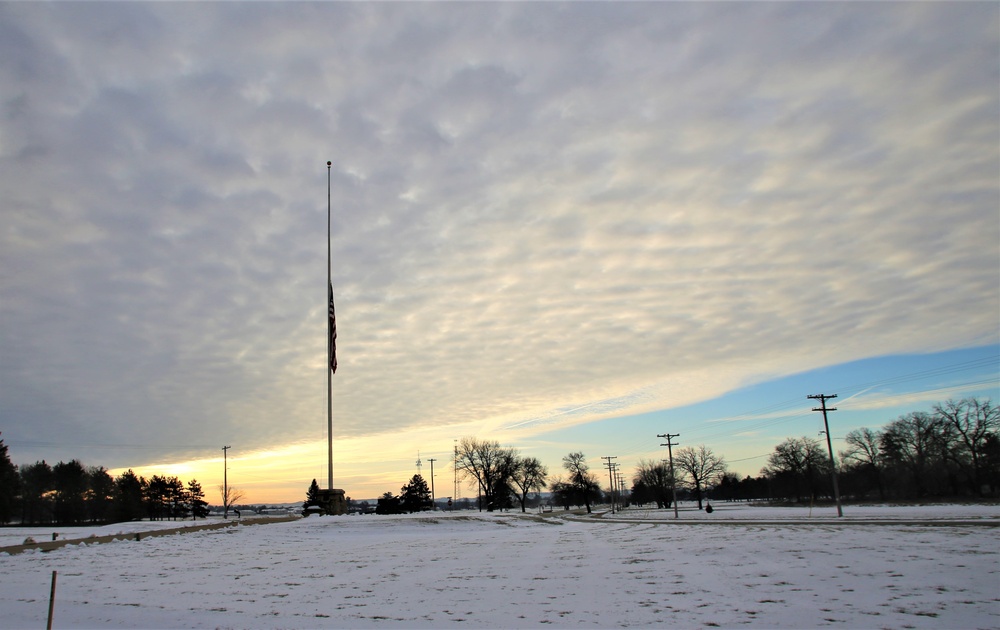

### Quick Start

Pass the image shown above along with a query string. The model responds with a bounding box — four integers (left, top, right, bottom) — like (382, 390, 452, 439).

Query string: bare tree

(562, 452, 601, 513)
(510, 456, 548, 513)
(455, 437, 517, 512)
(674, 446, 727, 510)
(219, 484, 246, 519)
(762, 437, 828, 503)
(880, 412, 946, 498)
(631, 459, 673, 509)
(933, 398, 999, 496)
(840, 427, 885, 499)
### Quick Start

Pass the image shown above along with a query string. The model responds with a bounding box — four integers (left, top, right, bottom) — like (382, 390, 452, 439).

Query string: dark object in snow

(705, 503, 714, 514)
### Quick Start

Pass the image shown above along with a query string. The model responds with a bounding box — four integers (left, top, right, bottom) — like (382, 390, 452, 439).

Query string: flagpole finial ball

(327, 161, 332, 166)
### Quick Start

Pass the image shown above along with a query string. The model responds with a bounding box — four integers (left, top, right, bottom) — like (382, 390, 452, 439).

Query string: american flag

(329, 283, 337, 374)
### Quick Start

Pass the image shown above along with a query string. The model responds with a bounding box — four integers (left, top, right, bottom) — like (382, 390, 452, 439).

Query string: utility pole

(428, 458, 436, 509)
(603, 456, 618, 513)
(611, 463, 620, 512)
(222, 445, 231, 519)
(809, 394, 843, 517)
(658, 433, 680, 519)
(611, 462, 622, 513)
(618, 472, 627, 508)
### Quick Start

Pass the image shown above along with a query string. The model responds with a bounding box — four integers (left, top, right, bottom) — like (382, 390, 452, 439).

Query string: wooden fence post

(47, 570, 57, 630)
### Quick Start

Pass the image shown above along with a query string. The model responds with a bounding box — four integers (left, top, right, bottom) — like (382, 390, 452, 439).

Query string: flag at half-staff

(329, 282, 338, 374)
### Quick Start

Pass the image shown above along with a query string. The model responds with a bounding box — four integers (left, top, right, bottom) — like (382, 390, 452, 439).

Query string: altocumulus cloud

(1, 2, 997, 467)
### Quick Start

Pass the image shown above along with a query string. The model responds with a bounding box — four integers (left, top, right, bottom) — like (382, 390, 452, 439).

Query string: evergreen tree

(165, 476, 188, 520)
(53, 459, 88, 524)
(113, 469, 145, 523)
(400, 474, 433, 513)
(145, 475, 170, 520)
(187, 479, 209, 520)
(20, 460, 54, 524)
(375, 491, 403, 515)
(0, 433, 19, 524)
(87, 466, 115, 523)
(303, 478, 321, 512)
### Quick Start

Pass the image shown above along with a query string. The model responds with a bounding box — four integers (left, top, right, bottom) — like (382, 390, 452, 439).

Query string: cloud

(1, 2, 997, 474)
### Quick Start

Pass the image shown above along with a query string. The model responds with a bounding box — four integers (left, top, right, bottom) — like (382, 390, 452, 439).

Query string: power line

(604, 357, 998, 475)
(678, 373, 999, 447)
(727, 452, 771, 464)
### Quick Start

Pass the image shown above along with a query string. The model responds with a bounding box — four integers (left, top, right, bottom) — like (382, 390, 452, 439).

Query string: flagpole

(326, 161, 333, 491)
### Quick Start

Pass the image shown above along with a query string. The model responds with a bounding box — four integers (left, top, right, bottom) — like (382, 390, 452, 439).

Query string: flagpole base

(317, 489, 347, 515)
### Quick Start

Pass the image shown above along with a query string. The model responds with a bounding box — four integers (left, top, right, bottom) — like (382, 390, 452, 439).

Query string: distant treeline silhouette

(3, 397, 997, 524)
(713, 397, 999, 504)
(0, 439, 210, 525)
(368, 397, 998, 516)
(630, 398, 998, 507)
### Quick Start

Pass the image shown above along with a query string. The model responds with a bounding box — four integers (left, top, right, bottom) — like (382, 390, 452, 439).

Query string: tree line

(6, 397, 995, 524)
(368, 397, 998, 513)
(0, 437, 212, 525)
(372, 438, 604, 514)
(371, 474, 435, 514)
(637, 397, 998, 506)
(728, 397, 999, 503)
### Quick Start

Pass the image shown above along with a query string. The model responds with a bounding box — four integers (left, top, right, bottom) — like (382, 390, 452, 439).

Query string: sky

(1, 2, 997, 504)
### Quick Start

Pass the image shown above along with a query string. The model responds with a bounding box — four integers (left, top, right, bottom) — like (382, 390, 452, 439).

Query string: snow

(1, 504, 998, 628)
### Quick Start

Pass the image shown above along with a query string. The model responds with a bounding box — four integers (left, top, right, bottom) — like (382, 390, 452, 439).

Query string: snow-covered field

(1, 504, 998, 628)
